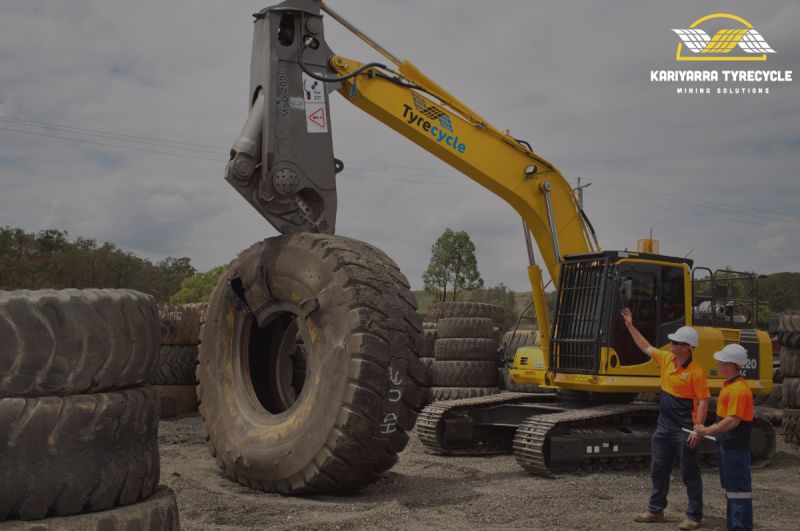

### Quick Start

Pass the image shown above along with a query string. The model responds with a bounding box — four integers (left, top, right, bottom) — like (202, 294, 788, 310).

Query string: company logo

(672, 13, 776, 61)
(402, 94, 467, 154)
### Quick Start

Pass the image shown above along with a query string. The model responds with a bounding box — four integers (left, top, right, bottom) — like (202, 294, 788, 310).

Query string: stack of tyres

(420, 321, 437, 373)
(500, 329, 541, 393)
(780, 315, 800, 445)
(154, 303, 207, 418)
(425, 301, 504, 402)
(0, 289, 180, 530)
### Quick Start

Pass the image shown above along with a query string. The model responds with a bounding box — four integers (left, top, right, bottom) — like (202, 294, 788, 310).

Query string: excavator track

(513, 403, 657, 477)
(513, 404, 777, 476)
(417, 392, 549, 455)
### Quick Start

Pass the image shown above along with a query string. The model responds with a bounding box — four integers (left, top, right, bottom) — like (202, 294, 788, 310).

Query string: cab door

(609, 262, 687, 367)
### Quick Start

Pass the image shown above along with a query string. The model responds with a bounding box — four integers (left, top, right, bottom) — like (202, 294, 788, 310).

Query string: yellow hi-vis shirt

(651, 348, 711, 429)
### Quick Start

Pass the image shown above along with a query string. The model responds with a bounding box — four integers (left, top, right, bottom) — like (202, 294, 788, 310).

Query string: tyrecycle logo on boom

(402, 94, 467, 154)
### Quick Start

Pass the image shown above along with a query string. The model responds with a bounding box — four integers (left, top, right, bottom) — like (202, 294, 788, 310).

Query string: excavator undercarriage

(418, 392, 776, 476)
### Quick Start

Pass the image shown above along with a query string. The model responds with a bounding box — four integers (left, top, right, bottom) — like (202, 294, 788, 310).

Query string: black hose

(299, 42, 387, 83)
(505, 298, 535, 361)
(515, 138, 533, 151)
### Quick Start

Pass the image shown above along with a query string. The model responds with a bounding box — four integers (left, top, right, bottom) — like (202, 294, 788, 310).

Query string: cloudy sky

(1, 0, 798, 291)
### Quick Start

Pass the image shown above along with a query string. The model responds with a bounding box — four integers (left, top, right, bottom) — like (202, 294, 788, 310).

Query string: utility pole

(575, 177, 592, 209)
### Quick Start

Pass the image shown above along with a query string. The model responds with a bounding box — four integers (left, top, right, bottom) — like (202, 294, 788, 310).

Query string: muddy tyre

(425, 302, 504, 326)
(782, 377, 800, 409)
(779, 331, 800, 348)
(780, 347, 800, 378)
(0, 387, 160, 521)
(0, 487, 180, 531)
(779, 315, 800, 348)
(434, 338, 497, 361)
(155, 384, 199, 418)
(158, 303, 204, 345)
(437, 317, 495, 339)
(150, 345, 199, 385)
(422, 327, 438, 357)
(0, 289, 159, 398)
(197, 234, 427, 495)
(783, 408, 800, 445)
(428, 386, 500, 401)
(430, 360, 498, 387)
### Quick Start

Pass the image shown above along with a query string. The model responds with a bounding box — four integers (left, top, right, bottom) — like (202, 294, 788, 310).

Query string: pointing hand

(621, 307, 633, 327)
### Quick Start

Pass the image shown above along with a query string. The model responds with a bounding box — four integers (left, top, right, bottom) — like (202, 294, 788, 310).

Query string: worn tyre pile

(154, 302, 206, 418)
(424, 302, 504, 402)
(780, 315, 800, 445)
(0, 289, 180, 529)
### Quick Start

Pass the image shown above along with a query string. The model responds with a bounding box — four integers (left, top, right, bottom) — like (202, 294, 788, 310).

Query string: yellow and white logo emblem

(673, 13, 775, 61)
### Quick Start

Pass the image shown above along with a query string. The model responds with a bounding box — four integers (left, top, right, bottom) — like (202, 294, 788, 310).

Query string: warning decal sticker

(305, 103, 328, 132)
(302, 72, 328, 133)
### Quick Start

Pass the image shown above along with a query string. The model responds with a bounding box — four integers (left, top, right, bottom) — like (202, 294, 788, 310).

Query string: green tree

(0, 226, 197, 301)
(759, 272, 800, 314)
(171, 265, 227, 304)
(423, 228, 483, 302)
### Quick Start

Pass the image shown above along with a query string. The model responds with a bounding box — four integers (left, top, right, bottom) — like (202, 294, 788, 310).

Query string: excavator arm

(226, 0, 599, 355)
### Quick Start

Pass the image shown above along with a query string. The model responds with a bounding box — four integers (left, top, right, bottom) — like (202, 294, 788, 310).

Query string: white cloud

(1, 0, 798, 291)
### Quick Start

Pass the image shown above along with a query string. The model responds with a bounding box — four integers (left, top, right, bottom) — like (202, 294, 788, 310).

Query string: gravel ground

(159, 414, 800, 530)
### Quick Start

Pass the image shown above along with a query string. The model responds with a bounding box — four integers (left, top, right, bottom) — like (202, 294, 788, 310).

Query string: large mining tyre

(783, 408, 800, 445)
(779, 315, 800, 348)
(0, 289, 159, 397)
(150, 345, 199, 385)
(197, 234, 427, 495)
(158, 303, 205, 346)
(437, 317, 495, 339)
(0, 487, 180, 531)
(0, 387, 160, 521)
(424, 302, 504, 327)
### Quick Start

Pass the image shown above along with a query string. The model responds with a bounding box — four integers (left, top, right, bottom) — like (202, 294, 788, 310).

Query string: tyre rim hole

(246, 312, 309, 414)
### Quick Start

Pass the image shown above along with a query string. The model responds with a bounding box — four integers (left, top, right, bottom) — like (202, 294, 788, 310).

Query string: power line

(586, 189, 792, 229)
(341, 170, 467, 187)
(0, 115, 227, 154)
(0, 126, 223, 162)
(591, 178, 800, 225)
(1, 115, 796, 228)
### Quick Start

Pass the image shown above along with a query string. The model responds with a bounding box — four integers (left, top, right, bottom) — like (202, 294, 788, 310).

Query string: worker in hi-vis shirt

(622, 308, 710, 531)
(690, 344, 754, 531)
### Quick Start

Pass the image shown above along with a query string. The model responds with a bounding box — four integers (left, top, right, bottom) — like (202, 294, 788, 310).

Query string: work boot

(677, 518, 701, 530)
(633, 510, 665, 523)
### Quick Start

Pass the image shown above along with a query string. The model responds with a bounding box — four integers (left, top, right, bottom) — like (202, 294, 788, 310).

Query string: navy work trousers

(718, 446, 753, 531)
(647, 425, 703, 522)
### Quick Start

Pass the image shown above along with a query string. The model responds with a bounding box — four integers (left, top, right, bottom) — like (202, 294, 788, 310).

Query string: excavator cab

(550, 251, 692, 375)
(513, 251, 772, 396)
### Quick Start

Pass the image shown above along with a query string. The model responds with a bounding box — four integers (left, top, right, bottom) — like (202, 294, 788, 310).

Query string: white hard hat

(713, 344, 748, 367)
(667, 326, 699, 348)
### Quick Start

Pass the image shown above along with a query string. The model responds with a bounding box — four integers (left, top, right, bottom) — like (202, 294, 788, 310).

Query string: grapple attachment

(226, 0, 338, 234)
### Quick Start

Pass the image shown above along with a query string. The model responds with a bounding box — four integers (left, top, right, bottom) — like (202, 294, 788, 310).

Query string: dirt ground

(159, 414, 800, 530)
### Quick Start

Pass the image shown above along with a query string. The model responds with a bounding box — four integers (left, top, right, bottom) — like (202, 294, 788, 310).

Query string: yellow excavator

(201, 0, 775, 494)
